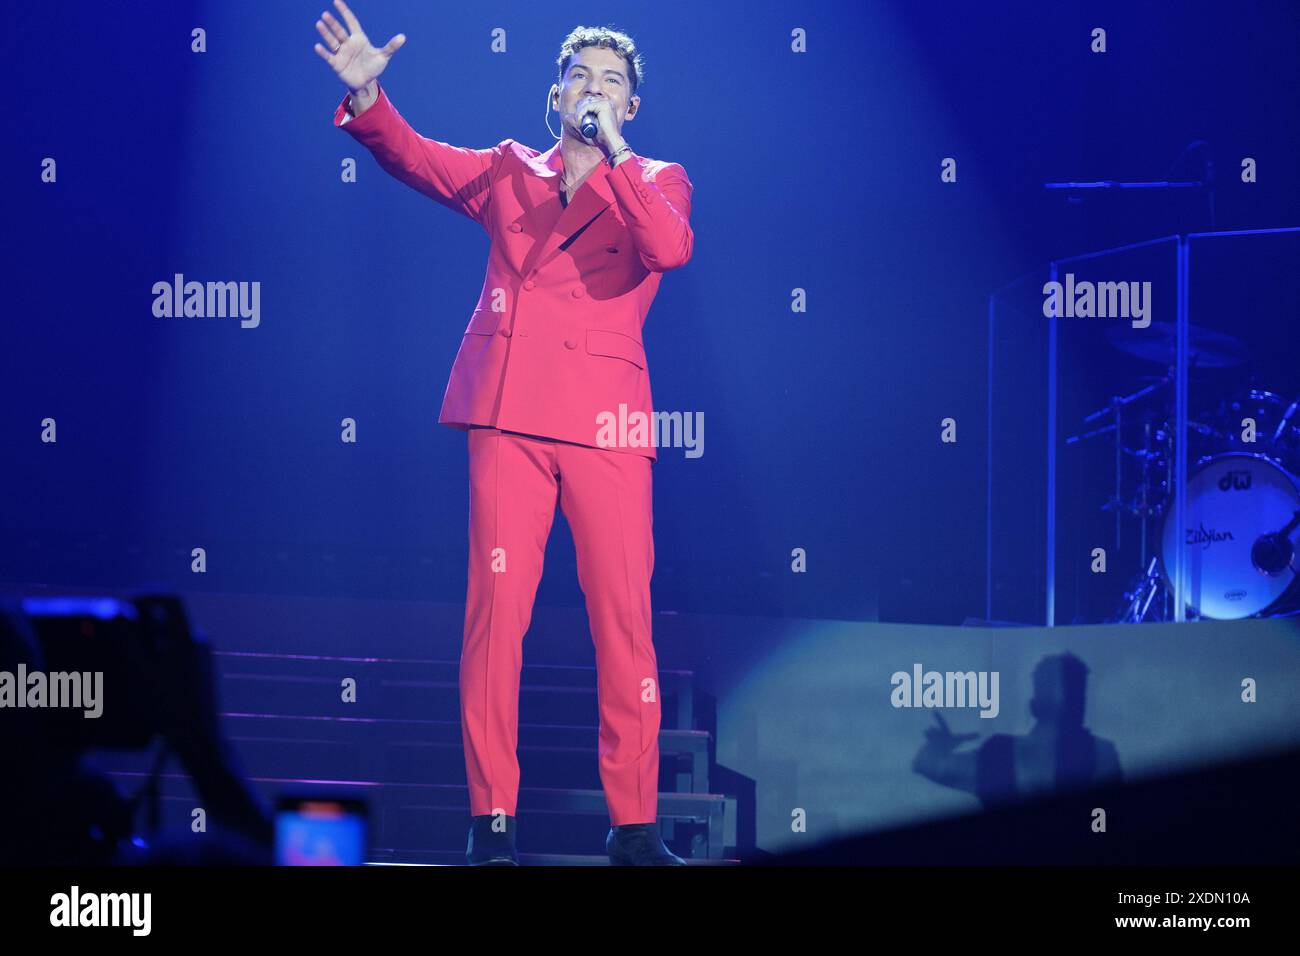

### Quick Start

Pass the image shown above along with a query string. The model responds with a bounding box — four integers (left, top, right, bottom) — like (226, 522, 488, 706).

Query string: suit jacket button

(509, 223, 523, 232)
(523, 279, 536, 290)
(564, 339, 577, 349)
(571, 286, 585, 298)
(499, 328, 511, 337)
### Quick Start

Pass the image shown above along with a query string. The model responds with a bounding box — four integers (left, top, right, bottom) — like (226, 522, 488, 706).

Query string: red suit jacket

(334, 83, 694, 461)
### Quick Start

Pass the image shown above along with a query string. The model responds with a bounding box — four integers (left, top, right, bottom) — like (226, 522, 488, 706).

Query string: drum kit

(1068, 321, 1300, 622)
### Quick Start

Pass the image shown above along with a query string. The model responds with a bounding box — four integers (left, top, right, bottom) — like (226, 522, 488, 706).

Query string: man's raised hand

(313, 0, 405, 94)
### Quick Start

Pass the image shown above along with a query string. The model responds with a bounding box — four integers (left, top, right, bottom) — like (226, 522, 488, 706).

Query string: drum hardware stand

(1070, 375, 1177, 622)
(1136, 418, 1159, 617)
(1111, 421, 1175, 623)
(1112, 395, 1123, 553)
(1115, 556, 1164, 623)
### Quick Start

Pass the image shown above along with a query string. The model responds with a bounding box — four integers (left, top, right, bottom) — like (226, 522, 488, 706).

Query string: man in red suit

(314, 1, 693, 865)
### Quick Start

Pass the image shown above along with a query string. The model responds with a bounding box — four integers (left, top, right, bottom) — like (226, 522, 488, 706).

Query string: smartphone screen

(275, 797, 368, 866)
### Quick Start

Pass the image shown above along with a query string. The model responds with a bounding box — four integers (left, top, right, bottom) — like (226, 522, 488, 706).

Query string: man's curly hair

(556, 26, 644, 97)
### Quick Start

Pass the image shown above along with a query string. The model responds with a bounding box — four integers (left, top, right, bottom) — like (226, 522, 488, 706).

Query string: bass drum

(1160, 452, 1300, 620)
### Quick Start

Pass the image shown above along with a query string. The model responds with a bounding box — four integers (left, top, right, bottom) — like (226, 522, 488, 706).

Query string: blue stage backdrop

(3, 0, 1299, 627)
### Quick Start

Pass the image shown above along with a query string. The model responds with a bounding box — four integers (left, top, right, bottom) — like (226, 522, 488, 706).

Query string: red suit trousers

(459, 426, 660, 826)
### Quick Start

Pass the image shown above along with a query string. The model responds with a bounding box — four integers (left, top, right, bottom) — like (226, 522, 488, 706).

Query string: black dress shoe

(606, 823, 687, 866)
(466, 813, 519, 866)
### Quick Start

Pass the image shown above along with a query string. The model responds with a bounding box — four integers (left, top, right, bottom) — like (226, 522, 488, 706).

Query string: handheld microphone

(580, 112, 599, 139)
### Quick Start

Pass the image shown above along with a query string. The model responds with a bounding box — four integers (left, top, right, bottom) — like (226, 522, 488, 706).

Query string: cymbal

(1105, 321, 1249, 368)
